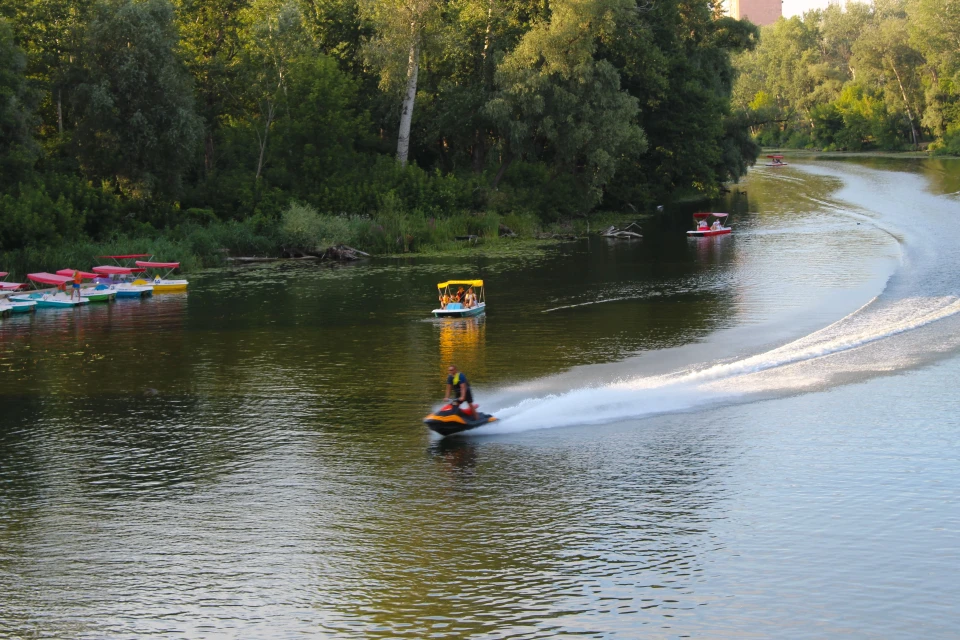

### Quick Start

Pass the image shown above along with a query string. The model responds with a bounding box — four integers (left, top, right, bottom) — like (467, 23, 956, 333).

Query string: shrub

(280, 202, 353, 252)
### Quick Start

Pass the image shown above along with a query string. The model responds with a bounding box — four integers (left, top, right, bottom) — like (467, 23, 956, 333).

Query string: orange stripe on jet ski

(425, 415, 468, 424)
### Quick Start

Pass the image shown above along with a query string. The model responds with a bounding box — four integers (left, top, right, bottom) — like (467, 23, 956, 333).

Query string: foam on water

(468, 161, 960, 436)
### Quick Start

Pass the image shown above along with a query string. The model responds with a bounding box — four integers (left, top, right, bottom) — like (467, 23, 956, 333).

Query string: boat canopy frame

(93, 265, 145, 275)
(0, 271, 27, 292)
(27, 272, 74, 287)
(56, 269, 98, 280)
(693, 212, 729, 220)
(437, 279, 483, 289)
(135, 260, 182, 280)
(691, 212, 732, 233)
(437, 280, 485, 306)
(100, 254, 153, 267)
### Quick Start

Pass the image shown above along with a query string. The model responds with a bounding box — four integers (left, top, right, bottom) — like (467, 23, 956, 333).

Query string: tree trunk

(438, 138, 452, 173)
(255, 101, 276, 181)
(57, 89, 63, 135)
(396, 35, 419, 167)
(205, 133, 215, 175)
(472, 130, 486, 173)
(890, 61, 919, 148)
(481, 0, 494, 65)
(491, 149, 514, 189)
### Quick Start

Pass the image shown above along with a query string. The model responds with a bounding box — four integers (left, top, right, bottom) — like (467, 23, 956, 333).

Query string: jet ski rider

(445, 365, 478, 416)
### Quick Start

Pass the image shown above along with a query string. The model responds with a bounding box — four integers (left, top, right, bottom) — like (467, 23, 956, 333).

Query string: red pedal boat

(687, 212, 732, 238)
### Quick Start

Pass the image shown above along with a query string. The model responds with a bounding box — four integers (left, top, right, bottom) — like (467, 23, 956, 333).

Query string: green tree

(236, 0, 311, 182)
(1, 0, 94, 139)
(0, 19, 39, 187)
(409, 0, 541, 174)
(173, 0, 251, 174)
(361, 0, 440, 166)
(263, 54, 373, 202)
(851, 13, 925, 147)
(486, 0, 645, 209)
(609, 0, 757, 205)
(73, 0, 203, 198)
(907, 0, 960, 137)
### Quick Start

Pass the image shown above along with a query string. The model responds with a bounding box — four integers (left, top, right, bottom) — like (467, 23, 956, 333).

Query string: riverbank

(762, 148, 960, 160)
(0, 205, 650, 279)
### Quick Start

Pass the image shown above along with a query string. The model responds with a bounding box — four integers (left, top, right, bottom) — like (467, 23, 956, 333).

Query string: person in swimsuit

(445, 365, 478, 416)
(71, 270, 82, 300)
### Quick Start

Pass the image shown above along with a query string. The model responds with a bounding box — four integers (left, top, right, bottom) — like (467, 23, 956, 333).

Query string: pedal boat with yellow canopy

(432, 280, 486, 318)
(135, 261, 188, 292)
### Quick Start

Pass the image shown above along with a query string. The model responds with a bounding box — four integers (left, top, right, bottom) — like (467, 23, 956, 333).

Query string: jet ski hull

(423, 405, 497, 436)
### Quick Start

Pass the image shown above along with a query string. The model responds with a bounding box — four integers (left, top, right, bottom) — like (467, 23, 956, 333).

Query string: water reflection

(428, 437, 479, 475)
(3, 158, 955, 637)
(436, 316, 485, 377)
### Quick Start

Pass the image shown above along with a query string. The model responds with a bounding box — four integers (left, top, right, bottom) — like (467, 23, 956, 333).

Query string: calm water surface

(2, 158, 959, 638)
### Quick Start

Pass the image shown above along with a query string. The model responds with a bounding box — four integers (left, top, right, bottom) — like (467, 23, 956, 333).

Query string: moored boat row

(0, 256, 187, 317)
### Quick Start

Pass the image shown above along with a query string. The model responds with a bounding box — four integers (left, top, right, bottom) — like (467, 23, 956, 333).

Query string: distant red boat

(765, 154, 788, 167)
(687, 213, 732, 238)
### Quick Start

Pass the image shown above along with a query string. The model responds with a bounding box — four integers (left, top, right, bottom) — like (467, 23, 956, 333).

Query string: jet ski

(423, 404, 497, 436)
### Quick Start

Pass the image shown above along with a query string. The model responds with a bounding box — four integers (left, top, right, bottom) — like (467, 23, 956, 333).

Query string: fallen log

(322, 244, 369, 261)
(600, 222, 643, 239)
(340, 245, 371, 257)
(225, 256, 284, 263)
(535, 232, 580, 240)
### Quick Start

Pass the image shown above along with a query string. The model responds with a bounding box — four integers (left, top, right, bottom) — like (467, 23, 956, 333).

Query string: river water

(2, 157, 959, 638)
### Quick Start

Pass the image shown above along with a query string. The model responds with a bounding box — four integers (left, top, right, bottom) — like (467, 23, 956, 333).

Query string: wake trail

(466, 161, 960, 436)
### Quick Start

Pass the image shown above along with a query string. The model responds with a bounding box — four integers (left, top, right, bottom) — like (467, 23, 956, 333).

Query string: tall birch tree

(361, 0, 438, 166)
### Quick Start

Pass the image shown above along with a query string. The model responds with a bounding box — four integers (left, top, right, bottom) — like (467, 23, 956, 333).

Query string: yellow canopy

(437, 279, 483, 289)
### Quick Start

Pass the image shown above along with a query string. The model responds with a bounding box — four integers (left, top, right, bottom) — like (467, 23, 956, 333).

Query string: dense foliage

(733, 0, 960, 152)
(0, 0, 757, 264)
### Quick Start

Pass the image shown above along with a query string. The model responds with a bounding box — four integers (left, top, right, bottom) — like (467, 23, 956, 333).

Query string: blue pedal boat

(433, 280, 487, 318)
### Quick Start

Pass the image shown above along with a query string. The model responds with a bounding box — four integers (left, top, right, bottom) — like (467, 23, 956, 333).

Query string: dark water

(2, 158, 959, 638)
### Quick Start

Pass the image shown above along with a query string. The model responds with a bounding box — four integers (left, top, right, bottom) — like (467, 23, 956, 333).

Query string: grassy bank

(762, 148, 959, 160)
(0, 204, 649, 279)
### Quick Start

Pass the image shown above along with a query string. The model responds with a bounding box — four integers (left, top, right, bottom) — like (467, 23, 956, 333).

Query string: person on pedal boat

(71, 270, 83, 300)
(445, 365, 478, 416)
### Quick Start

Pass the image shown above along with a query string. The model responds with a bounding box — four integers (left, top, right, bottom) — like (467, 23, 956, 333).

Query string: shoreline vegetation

(734, 2, 960, 156)
(0, 0, 762, 280)
(0, 203, 648, 278)
(763, 148, 958, 160)
(6, 0, 954, 279)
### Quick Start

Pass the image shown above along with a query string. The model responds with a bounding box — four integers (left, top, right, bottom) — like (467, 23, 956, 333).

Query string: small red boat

(765, 154, 788, 167)
(687, 213, 732, 238)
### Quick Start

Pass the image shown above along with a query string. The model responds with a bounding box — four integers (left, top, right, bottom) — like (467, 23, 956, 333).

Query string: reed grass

(0, 203, 558, 278)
